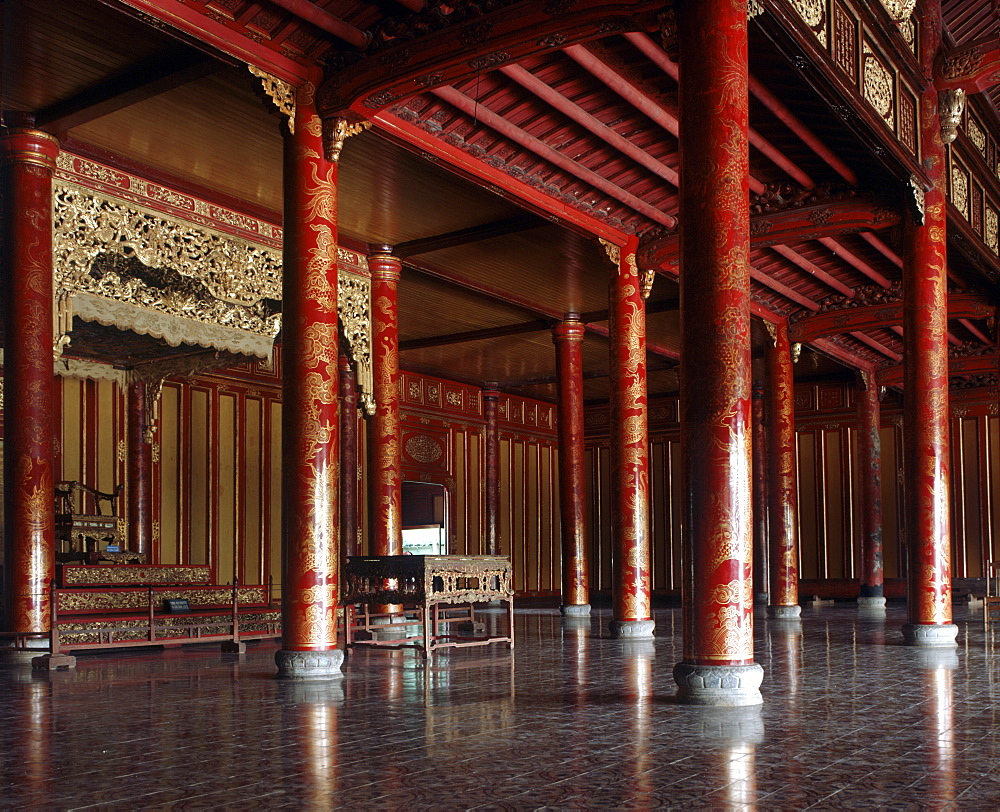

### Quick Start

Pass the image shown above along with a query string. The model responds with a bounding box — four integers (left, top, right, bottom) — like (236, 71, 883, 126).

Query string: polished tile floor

(2, 602, 1000, 810)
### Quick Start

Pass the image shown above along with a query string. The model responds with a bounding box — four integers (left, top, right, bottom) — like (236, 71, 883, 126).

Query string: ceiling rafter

(430, 86, 677, 228)
(394, 214, 546, 257)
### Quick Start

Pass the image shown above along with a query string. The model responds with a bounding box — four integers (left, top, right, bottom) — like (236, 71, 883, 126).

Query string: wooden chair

(984, 561, 1000, 625)
(54, 481, 124, 562)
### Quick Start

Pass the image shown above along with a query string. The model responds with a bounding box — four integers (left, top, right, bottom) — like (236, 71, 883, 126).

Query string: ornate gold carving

(880, 0, 916, 21)
(117, 440, 127, 463)
(791, 343, 802, 363)
(951, 164, 969, 219)
(790, 0, 827, 47)
(908, 174, 926, 226)
(53, 185, 282, 352)
(249, 65, 295, 133)
(323, 117, 372, 163)
(61, 565, 211, 586)
(939, 89, 966, 146)
(967, 115, 986, 154)
(986, 208, 998, 254)
(338, 270, 375, 416)
(863, 46, 894, 127)
(599, 238, 621, 267)
(405, 434, 444, 464)
(764, 320, 778, 345)
(748, 0, 764, 18)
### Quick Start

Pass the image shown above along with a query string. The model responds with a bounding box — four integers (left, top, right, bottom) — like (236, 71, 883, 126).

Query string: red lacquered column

(483, 385, 501, 556)
(1, 129, 59, 647)
(553, 318, 590, 616)
(674, 0, 762, 705)
(857, 370, 886, 609)
(751, 378, 770, 606)
(902, 0, 957, 647)
(608, 238, 654, 639)
(339, 352, 359, 560)
(127, 379, 153, 558)
(368, 246, 403, 559)
(767, 321, 801, 620)
(275, 81, 343, 679)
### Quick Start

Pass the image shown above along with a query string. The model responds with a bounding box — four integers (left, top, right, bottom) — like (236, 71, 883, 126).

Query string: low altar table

(342, 555, 514, 657)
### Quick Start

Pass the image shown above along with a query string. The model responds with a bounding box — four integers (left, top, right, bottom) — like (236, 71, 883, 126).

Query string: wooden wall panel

(159, 384, 181, 565)
(188, 388, 210, 569)
(244, 397, 263, 586)
(217, 393, 236, 585)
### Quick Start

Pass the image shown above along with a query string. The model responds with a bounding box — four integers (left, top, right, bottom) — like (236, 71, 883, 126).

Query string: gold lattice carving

(599, 238, 621, 267)
(338, 270, 375, 415)
(790, 0, 827, 47)
(248, 65, 295, 134)
(967, 116, 987, 154)
(986, 208, 999, 254)
(53, 185, 283, 343)
(951, 165, 969, 219)
(879, 0, 916, 21)
(863, 46, 895, 127)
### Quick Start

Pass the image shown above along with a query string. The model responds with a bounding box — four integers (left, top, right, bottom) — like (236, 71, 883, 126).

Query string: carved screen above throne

(50, 154, 374, 411)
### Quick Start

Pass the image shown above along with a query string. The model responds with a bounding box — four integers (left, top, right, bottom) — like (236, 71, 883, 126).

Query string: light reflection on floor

(1, 603, 999, 809)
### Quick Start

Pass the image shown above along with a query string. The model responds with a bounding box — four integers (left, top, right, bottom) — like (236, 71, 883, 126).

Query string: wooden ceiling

(3, 0, 1000, 403)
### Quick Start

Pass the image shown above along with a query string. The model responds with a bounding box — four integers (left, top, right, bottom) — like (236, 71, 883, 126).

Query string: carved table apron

(342, 555, 514, 658)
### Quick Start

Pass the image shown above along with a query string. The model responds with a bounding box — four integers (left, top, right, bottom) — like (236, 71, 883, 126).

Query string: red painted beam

(267, 0, 370, 48)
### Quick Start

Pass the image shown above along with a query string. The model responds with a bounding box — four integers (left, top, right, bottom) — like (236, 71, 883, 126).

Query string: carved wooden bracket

(789, 291, 995, 344)
(935, 37, 1000, 93)
(637, 186, 899, 272)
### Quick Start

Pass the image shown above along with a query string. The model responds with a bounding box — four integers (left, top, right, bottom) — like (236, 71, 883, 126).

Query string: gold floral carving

(967, 115, 987, 155)
(405, 434, 444, 464)
(248, 65, 295, 134)
(939, 89, 966, 146)
(338, 270, 375, 415)
(599, 238, 621, 267)
(789, 0, 827, 47)
(951, 164, 969, 220)
(985, 208, 999, 254)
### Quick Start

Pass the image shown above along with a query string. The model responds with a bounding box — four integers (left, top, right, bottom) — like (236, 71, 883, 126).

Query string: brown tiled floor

(2, 602, 1000, 809)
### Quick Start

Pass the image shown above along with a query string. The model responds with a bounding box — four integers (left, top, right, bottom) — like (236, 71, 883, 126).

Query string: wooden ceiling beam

(878, 349, 999, 389)
(35, 48, 222, 133)
(771, 245, 854, 297)
(394, 214, 545, 257)
(265, 0, 370, 48)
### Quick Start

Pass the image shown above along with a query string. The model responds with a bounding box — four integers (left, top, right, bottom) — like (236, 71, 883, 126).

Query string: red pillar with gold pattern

(673, 0, 763, 705)
(275, 80, 343, 679)
(127, 379, 153, 558)
(902, 0, 957, 647)
(767, 321, 801, 620)
(751, 375, 770, 606)
(482, 385, 501, 557)
(608, 237, 654, 639)
(553, 317, 590, 616)
(857, 370, 886, 610)
(339, 351, 359, 560)
(1, 128, 60, 649)
(368, 245, 403, 559)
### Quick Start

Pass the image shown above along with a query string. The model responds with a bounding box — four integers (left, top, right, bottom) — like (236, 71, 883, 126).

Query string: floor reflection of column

(8, 674, 51, 804)
(691, 706, 763, 807)
(922, 652, 956, 804)
(284, 681, 343, 808)
(623, 642, 654, 803)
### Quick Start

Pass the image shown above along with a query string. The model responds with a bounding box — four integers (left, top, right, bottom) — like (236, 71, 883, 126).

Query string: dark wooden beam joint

(317, 0, 668, 117)
(36, 48, 221, 133)
(394, 214, 545, 257)
(637, 185, 899, 272)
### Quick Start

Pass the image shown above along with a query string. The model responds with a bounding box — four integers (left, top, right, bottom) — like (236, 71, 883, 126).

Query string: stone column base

(561, 603, 591, 617)
(767, 604, 801, 619)
(275, 648, 345, 680)
(902, 622, 958, 647)
(857, 596, 887, 609)
(610, 619, 655, 639)
(673, 662, 764, 707)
